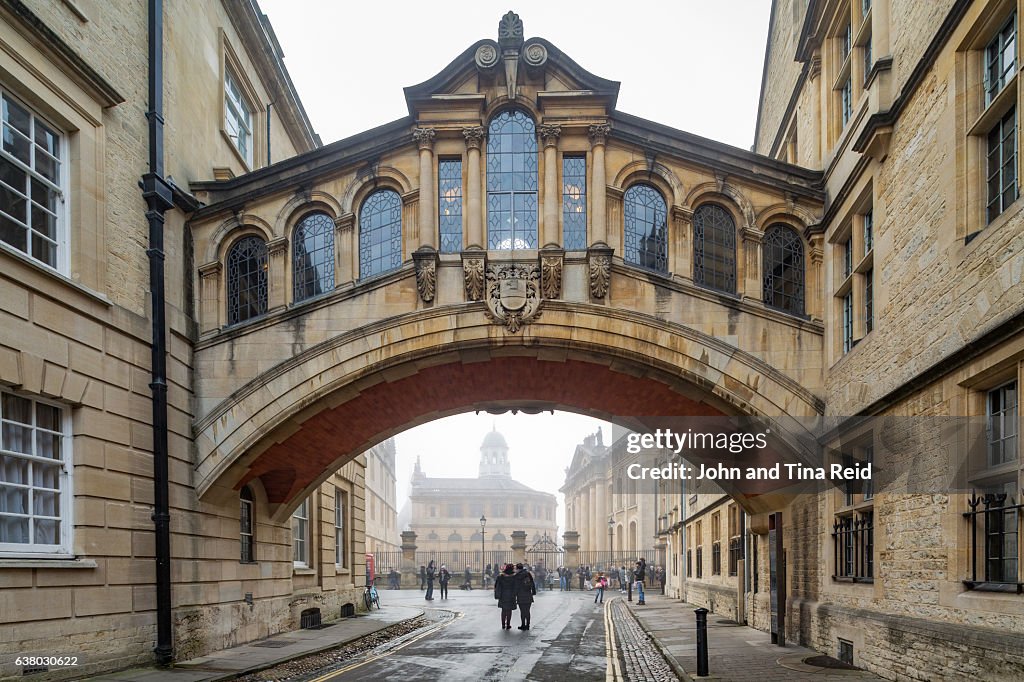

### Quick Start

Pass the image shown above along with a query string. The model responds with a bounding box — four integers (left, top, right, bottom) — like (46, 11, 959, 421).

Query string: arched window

(492, 531, 507, 543)
(292, 212, 335, 302)
(762, 224, 805, 315)
(486, 109, 538, 250)
(624, 184, 668, 272)
(240, 486, 255, 563)
(359, 189, 402, 278)
(693, 204, 737, 293)
(226, 235, 268, 325)
(448, 532, 463, 542)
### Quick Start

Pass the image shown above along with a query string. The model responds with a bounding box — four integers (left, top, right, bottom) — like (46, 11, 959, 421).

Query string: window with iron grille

(693, 204, 736, 293)
(0, 90, 65, 271)
(842, 291, 854, 353)
(711, 542, 721, 575)
(987, 106, 1018, 224)
(985, 14, 1016, 105)
(728, 505, 744, 576)
(838, 638, 854, 666)
(240, 486, 255, 563)
(224, 65, 253, 168)
(293, 212, 335, 302)
(292, 497, 309, 567)
(438, 158, 463, 253)
(762, 224, 805, 315)
(335, 488, 347, 568)
(964, 481, 1021, 590)
(0, 390, 70, 556)
(486, 109, 538, 250)
(833, 445, 874, 581)
(359, 189, 403, 278)
(624, 184, 667, 272)
(227, 235, 268, 325)
(562, 155, 587, 250)
(686, 548, 692, 577)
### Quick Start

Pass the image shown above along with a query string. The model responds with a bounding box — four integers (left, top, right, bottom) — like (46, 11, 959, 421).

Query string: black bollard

(694, 607, 709, 677)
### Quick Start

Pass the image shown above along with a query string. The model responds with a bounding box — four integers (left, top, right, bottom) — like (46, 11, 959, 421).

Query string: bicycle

(364, 578, 380, 610)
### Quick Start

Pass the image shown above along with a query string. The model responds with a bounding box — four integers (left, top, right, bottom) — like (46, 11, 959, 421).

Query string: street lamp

(480, 514, 487, 588)
(608, 516, 615, 557)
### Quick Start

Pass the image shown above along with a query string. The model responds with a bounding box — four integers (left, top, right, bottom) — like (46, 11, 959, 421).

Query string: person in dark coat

(419, 564, 427, 590)
(514, 562, 537, 630)
(494, 563, 518, 629)
(634, 558, 647, 605)
(438, 564, 451, 600)
(425, 560, 436, 601)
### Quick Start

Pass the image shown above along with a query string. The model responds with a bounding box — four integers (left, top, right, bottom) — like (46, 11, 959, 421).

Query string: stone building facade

(363, 438, 399, 555)
(672, 1, 1024, 679)
(399, 429, 557, 555)
(0, 1, 370, 679)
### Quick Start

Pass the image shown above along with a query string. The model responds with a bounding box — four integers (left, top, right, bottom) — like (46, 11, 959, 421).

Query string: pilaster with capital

(671, 205, 694, 282)
(267, 237, 288, 311)
(335, 213, 355, 286)
(538, 124, 561, 247)
(463, 126, 486, 249)
(808, 233, 825, 321)
(588, 123, 611, 246)
(413, 128, 436, 249)
(740, 225, 763, 300)
(198, 261, 222, 335)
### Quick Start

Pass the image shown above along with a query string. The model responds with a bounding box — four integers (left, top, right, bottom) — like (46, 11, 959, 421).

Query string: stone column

(563, 531, 580, 569)
(335, 213, 355, 285)
(588, 123, 611, 246)
(808, 234, 825, 322)
(197, 262, 221, 335)
(596, 480, 608, 552)
(400, 530, 418, 588)
(671, 206, 693, 282)
(740, 226, 763, 300)
(511, 530, 528, 564)
(463, 126, 486, 249)
(267, 237, 288, 312)
(413, 128, 436, 249)
(539, 124, 561, 248)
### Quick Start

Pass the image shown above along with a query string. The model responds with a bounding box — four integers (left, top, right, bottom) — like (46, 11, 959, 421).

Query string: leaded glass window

(1, 90, 64, 270)
(762, 225, 805, 315)
(359, 189, 402, 278)
(864, 268, 873, 334)
(693, 204, 736, 293)
(438, 159, 463, 253)
(562, 155, 587, 250)
(840, 77, 853, 128)
(842, 291, 854, 353)
(240, 486, 254, 563)
(0, 390, 69, 555)
(292, 212, 335, 302)
(226, 235, 268, 326)
(486, 109, 538, 250)
(624, 184, 667, 272)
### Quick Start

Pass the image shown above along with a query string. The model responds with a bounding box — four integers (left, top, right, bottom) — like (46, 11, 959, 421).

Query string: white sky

(257, 1, 773, 535)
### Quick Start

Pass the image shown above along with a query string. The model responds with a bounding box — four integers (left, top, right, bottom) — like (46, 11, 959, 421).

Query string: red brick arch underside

(240, 356, 726, 505)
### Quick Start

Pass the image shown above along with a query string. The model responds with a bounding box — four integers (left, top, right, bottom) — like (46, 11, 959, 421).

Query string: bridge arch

(193, 302, 822, 521)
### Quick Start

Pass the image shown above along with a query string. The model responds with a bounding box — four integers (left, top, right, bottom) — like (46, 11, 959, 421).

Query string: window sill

(832, 575, 874, 584)
(0, 242, 112, 308)
(962, 580, 1023, 594)
(293, 567, 316, 576)
(0, 557, 98, 569)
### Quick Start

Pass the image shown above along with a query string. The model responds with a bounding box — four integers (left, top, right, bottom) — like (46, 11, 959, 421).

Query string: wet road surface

(322, 587, 610, 681)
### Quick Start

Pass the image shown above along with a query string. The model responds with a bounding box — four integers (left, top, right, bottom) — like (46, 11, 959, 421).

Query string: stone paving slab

(626, 596, 884, 681)
(83, 606, 423, 681)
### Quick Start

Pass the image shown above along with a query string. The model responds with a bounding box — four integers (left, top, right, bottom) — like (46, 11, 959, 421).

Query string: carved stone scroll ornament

(484, 262, 542, 333)
(412, 248, 437, 303)
(523, 41, 548, 68)
(475, 42, 499, 69)
(589, 253, 611, 299)
(463, 255, 485, 301)
(541, 254, 562, 300)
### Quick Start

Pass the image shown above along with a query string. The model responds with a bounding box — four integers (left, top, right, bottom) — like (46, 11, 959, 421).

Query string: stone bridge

(187, 14, 825, 520)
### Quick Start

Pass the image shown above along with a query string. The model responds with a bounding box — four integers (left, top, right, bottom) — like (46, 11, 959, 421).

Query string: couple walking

(493, 563, 536, 630)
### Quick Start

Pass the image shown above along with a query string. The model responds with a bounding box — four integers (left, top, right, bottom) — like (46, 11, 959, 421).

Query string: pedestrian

(425, 560, 436, 601)
(463, 565, 473, 590)
(388, 567, 400, 590)
(419, 564, 426, 591)
(494, 563, 518, 630)
(485, 563, 493, 589)
(577, 566, 585, 591)
(438, 563, 451, 599)
(594, 572, 607, 604)
(536, 565, 546, 592)
(635, 557, 647, 605)
(620, 565, 627, 593)
(514, 562, 537, 630)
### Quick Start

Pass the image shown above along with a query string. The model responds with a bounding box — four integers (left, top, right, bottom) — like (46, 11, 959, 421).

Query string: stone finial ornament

(498, 11, 524, 49)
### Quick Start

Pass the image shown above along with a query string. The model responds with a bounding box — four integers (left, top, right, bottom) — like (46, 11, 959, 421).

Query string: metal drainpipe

(141, 0, 175, 666)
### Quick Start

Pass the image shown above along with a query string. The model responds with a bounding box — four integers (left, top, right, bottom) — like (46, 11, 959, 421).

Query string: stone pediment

(403, 11, 619, 120)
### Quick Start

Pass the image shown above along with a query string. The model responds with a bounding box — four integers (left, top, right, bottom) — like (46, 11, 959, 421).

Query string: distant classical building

(561, 428, 662, 556)
(400, 429, 558, 557)
(364, 438, 399, 555)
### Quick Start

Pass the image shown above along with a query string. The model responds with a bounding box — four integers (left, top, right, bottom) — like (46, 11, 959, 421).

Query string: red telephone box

(365, 553, 375, 586)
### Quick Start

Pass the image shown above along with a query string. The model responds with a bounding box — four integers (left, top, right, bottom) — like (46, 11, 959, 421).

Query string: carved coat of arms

(484, 262, 541, 333)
